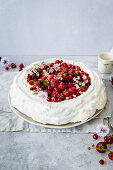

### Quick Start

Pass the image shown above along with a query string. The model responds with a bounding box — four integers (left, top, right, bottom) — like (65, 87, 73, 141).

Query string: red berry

(36, 82, 41, 88)
(60, 66, 65, 72)
(68, 69, 75, 76)
(5, 67, 9, 70)
(96, 142, 107, 153)
(108, 138, 113, 144)
(52, 97, 58, 102)
(68, 64, 73, 69)
(49, 63, 54, 67)
(48, 86, 52, 91)
(19, 64, 24, 68)
(58, 95, 65, 102)
(69, 95, 74, 99)
(108, 152, 113, 160)
(76, 66, 81, 71)
(93, 134, 98, 140)
(50, 79, 58, 88)
(61, 62, 67, 67)
(104, 136, 108, 140)
(68, 87, 76, 94)
(29, 80, 34, 85)
(80, 86, 87, 92)
(47, 97, 52, 102)
(19, 68, 23, 71)
(68, 75, 73, 82)
(99, 160, 104, 165)
(48, 74, 54, 81)
(55, 60, 61, 64)
(61, 75, 67, 81)
(63, 90, 70, 97)
(58, 82, 66, 91)
(10, 63, 16, 68)
(68, 82, 74, 88)
(41, 76, 47, 81)
(104, 139, 109, 144)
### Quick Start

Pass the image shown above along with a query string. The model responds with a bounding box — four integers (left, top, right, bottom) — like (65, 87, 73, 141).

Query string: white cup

(98, 52, 113, 73)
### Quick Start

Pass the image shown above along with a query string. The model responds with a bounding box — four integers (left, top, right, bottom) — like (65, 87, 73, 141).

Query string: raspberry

(61, 62, 67, 67)
(60, 66, 65, 72)
(41, 76, 47, 81)
(63, 90, 70, 97)
(19, 64, 24, 68)
(68, 82, 74, 88)
(96, 142, 107, 153)
(68, 87, 76, 94)
(55, 60, 61, 64)
(68, 69, 75, 76)
(5, 67, 9, 70)
(61, 75, 67, 81)
(49, 63, 54, 67)
(75, 66, 81, 71)
(68, 64, 73, 69)
(50, 79, 58, 88)
(48, 86, 53, 91)
(108, 152, 113, 160)
(10, 63, 16, 68)
(53, 88, 60, 94)
(58, 82, 66, 91)
(68, 75, 73, 82)
(48, 74, 54, 81)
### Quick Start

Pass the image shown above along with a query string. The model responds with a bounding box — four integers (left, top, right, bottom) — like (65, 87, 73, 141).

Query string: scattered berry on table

(93, 134, 98, 140)
(99, 160, 104, 165)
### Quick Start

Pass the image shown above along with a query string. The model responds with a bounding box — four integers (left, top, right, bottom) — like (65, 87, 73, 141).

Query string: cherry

(99, 160, 104, 165)
(93, 134, 98, 140)
(96, 142, 107, 153)
(5, 67, 9, 70)
(108, 152, 113, 160)
(108, 138, 113, 144)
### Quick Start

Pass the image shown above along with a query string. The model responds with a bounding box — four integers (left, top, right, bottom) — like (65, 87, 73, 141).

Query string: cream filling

(9, 58, 107, 125)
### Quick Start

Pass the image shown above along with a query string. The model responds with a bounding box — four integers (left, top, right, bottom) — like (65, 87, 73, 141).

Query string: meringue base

(8, 93, 103, 129)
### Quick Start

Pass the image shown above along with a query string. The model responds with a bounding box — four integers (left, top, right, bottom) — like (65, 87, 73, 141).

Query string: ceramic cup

(98, 52, 113, 73)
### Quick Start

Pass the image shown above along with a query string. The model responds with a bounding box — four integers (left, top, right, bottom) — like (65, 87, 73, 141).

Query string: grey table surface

(0, 55, 113, 170)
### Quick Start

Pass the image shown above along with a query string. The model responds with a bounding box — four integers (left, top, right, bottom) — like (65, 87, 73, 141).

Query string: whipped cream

(9, 58, 107, 125)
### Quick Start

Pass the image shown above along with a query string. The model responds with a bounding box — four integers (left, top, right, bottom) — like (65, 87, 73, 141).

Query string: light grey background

(0, 0, 113, 55)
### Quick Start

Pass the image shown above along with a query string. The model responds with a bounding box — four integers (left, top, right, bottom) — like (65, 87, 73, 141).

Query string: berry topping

(26, 60, 91, 102)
